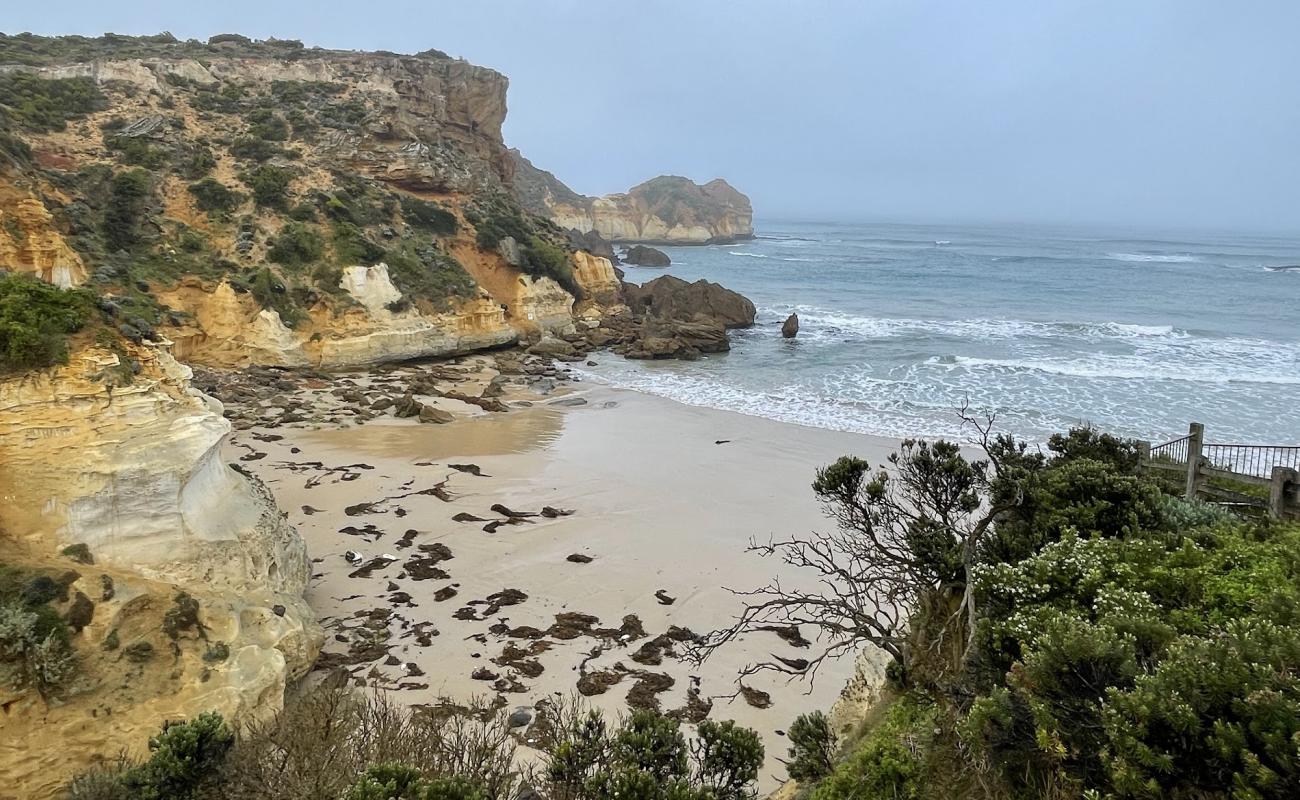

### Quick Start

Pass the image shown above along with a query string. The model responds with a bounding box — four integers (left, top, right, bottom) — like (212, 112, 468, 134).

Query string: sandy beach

(224, 363, 901, 787)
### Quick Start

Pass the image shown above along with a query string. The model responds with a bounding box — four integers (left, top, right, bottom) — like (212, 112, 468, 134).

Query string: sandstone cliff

(0, 339, 322, 797)
(511, 149, 754, 244)
(0, 33, 626, 370)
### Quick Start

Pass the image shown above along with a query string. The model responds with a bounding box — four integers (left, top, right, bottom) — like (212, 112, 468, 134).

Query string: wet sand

(228, 380, 901, 787)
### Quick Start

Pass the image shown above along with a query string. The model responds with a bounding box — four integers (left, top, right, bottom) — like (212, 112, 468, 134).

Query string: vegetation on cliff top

(700, 427, 1300, 799)
(0, 31, 456, 67)
(0, 46, 577, 345)
(0, 274, 95, 374)
(69, 684, 765, 800)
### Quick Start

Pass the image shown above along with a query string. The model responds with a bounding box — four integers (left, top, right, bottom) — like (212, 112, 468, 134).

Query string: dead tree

(690, 412, 1029, 687)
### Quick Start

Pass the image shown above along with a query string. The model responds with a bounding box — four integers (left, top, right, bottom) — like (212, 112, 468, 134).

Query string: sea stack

(782, 313, 800, 338)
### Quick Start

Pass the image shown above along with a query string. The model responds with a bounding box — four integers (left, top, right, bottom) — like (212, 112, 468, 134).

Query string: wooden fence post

(1185, 422, 1204, 501)
(1269, 467, 1297, 520)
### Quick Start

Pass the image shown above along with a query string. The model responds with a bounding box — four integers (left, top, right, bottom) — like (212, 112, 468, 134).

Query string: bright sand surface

(229, 383, 902, 788)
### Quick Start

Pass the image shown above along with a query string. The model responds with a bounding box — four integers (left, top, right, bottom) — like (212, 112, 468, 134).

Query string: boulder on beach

(621, 275, 756, 329)
(782, 313, 800, 338)
(623, 245, 672, 267)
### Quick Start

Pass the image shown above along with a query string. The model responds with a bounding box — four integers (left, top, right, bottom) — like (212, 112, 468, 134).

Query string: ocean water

(579, 221, 1300, 445)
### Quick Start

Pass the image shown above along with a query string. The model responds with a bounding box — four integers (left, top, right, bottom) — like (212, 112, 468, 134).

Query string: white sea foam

(728, 251, 769, 259)
(1105, 253, 1202, 263)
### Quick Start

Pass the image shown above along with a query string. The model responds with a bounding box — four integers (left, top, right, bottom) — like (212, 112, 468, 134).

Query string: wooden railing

(1139, 422, 1300, 520)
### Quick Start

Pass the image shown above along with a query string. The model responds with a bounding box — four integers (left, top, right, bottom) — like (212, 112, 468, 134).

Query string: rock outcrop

(0, 340, 322, 797)
(623, 244, 671, 267)
(584, 275, 756, 360)
(621, 274, 757, 329)
(512, 150, 754, 244)
(782, 313, 799, 338)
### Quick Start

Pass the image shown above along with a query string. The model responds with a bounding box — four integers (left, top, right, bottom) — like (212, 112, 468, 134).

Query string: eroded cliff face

(0, 341, 322, 798)
(0, 34, 629, 371)
(512, 150, 755, 244)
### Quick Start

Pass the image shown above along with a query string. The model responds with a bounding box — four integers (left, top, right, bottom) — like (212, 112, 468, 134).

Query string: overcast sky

(7, 1, 1300, 232)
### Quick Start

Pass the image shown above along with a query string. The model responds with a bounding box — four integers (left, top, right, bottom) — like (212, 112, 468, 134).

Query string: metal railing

(1202, 444, 1300, 480)
(1140, 422, 1299, 520)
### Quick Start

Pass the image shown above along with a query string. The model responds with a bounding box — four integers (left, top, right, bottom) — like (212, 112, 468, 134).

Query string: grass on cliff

(0, 274, 96, 374)
(0, 73, 106, 132)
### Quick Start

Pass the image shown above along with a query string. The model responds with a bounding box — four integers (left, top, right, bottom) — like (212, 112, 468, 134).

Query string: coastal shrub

(267, 222, 325, 266)
(229, 135, 282, 162)
(118, 713, 234, 800)
(332, 221, 385, 266)
(177, 143, 217, 179)
(382, 243, 477, 306)
(187, 178, 243, 215)
(102, 168, 152, 252)
(785, 711, 836, 782)
(0, 73, 106, 131)
(401, 195, 458, 235)
(810, 698, 933, 800)
(105, 135, 168, 168)
(540, 703, 763, 800)
(344, 764, 484, 800)
(0, 274, 95, 374)
(245, 108, 288, 141)
(248, 268, 305, 326)
(239, 164, 294, 209)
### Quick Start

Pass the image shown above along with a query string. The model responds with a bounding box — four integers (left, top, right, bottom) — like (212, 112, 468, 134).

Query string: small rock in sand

(566, 553, 593, 564)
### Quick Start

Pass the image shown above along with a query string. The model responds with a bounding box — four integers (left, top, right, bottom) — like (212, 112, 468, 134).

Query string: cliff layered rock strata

(0, 341, 323, 797)
(512, 150, 754, 244)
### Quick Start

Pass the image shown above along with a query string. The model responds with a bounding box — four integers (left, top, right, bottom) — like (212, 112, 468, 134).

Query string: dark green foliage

(785, 711, 836, 782)
(332, 221, 385, 265)
(692, 720, 764, 800)
(793, 426, 1300, 800)
(811, 698, 934, 800)
(0, 274, 94, 374)
(344, 764, 484, 800)
(177, 143, 217, 180)
(382, 242, 477, 306)
(61, 544, 94, 565)
(162, 593, 204, 640)
(239, 164, 294, 210)
(229, 136, 282, 162)
(0, 73, 105, 131)
(102, 168, 152, 252)
(188, 178, 243, 215)
(248, 268, 306, 326)
(543, 706, 762, 800)
(120, 713, 234, 800)
(0, 129, 33, 164)
(0, 564, 78, 698)
(269, 80, 346, 105)
(320, 98, 368, 129)
(246, 108, 288, 141)
(613, 711, 689, 782)
(105, 135, 168, 168)
(401, 196, 458, 235)
(267, 222, 325, 266)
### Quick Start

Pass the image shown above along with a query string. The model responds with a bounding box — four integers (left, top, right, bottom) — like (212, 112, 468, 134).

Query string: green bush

(692, 720, 763, 800)
(105, 135, 168, 168)
(0, 73, 106, 131)
(101, 168, 153, 252)
(811, 698, 933, 800)
(382, 243, 477, 306)
(248, 267, 306, 326)
(332, 221, 385, 266)
(401, 195, 458, 235)
(245, 108, 288, 141)
(344, 764, 484, 800)
(785, 711, 836, 782)
(229, 136, 282, 162)
(121, 713, 234, 800)
(239, 164, 294, 210)
(187, 178, 242, 215)
(267, 222, 325, 266)
(0, 274, 95, 374)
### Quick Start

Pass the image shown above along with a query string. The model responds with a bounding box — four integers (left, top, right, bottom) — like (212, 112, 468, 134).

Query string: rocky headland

(511, 149, 754, 245)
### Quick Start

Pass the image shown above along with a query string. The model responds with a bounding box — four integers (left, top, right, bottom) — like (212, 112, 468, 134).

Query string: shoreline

(223, 364, 901, 788)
